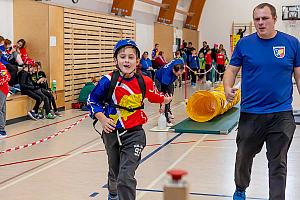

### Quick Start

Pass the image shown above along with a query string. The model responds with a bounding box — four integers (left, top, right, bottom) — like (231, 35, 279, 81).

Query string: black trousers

(102, 126, 146, 200)
(5, 63, 18, 86)
(41, 88, 57, 112)
(216, 64, 225, 81)
(235, 111, 295, 200)
(21, 89, 51, 114)
(190, 68, 198, 84)
(205, 64, 211, 81)
(155, 79, 173, 123)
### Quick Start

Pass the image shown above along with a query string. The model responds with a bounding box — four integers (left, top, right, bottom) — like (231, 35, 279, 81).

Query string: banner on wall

(230, 34, 241, 54)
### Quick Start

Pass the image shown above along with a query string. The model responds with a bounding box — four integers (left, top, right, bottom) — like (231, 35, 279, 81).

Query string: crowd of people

(0, 36, 61, 138)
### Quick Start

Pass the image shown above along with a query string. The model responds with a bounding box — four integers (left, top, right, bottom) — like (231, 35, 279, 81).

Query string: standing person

(237, 26, 247, 38)
(211, 43, 218, 62)
(198, 41, 210, 56)
(151, 43, 159, 60)
(174, 50, 184, 88)
(0, 60, 11, 138)
(216, 50, 226, 81)
(223, 3, 300, 200)
(188, 48, 200, 87)
(155, 59, 184, 126)
(205, 49, 212, 82)
(87, 39, 172, 200)
(199, 52, 206, 83)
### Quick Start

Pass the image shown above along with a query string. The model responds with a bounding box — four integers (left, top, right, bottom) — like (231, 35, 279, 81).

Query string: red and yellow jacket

(87, 72, 164, 129)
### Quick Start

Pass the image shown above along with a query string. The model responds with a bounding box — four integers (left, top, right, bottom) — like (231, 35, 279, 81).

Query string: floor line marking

(136, 134, 208, 200)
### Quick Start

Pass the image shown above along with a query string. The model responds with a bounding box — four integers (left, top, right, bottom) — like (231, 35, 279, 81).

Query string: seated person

(16, 39, 35, 66)
(0, 39, 18, 86)
(140, 51, 153, 78)
(18, 65, 55, 120)
(153, 51, 167, 69)
(78, 77, 96, 110)
(31, 62, 61, 117)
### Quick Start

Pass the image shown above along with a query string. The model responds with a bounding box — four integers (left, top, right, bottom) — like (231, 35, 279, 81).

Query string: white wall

(200, 0, 300, 57)
(0, 0, 14, 41)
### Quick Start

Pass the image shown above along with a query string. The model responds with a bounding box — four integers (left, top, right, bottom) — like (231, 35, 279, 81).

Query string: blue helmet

(113, 39, 140, 58)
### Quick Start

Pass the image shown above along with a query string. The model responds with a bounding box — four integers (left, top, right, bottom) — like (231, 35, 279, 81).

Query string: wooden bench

(6, 90, 65, 121)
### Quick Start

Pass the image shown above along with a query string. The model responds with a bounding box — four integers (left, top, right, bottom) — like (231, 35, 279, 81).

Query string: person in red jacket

(0, 60, 11, 138)
(16, 39, 35, 66)
(154, 51, 168, 69)
(216, 49, 226, 81)
(205, 49, 212, 81)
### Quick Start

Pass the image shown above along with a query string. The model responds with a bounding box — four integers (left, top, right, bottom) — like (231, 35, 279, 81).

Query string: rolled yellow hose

(186, 85, 240, 122)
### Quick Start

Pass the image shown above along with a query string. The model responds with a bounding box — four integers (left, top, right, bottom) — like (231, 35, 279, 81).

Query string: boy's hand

(95, 112, 116, 133)
(163, 93, 173, 104)
(159, 106, 165, 113)
(100, 117, 116, 133)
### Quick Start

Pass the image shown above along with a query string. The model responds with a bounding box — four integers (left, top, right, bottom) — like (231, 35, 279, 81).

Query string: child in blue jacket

(155, 59, 184, 126)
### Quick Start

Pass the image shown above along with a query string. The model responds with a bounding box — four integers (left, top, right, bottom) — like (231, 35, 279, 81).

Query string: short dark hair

(4, 39, 11, 46)
(253, 3, 277, 19)
(188, 42, 192, 45)
(0, 36, 4, 42)
(173, 64, 184, 72)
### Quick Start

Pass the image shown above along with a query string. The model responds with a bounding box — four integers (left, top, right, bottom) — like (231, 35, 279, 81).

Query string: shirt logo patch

(273, 46, 285, 58)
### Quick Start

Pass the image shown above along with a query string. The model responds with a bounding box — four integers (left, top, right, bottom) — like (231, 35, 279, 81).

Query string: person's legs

(22, 90, 42, 114)
(102, 131, 121, 198)
(265, 111, 295, 200)
(0, 92, 6, 132)
(117, 128, 146, 200)
(41, 88, 57, 112)
(33, 89, 51, 115)
(191, 70, 196, 85)
(235, 113, 267, 190)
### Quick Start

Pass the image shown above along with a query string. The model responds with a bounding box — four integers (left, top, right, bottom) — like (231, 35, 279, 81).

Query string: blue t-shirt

(155, 59, 183, 85)
(140, 58, 152, 71)
(230, 31, 300, 114)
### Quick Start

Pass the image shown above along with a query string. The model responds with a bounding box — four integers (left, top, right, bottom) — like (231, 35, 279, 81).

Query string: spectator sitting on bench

(31, 62, 61, 117)
(18, 65, 56, 120)
(0, 36, 18, 87)
(78, 77, 97, 111)
(16, 39, 35, 66)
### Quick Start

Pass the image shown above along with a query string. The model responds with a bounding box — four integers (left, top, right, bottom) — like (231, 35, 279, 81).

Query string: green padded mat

(171, 107, 240, 135)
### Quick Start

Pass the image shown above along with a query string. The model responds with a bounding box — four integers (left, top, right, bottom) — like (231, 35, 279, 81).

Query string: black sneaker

(0, 131, 7, 138)
(28, 111, 38, 120)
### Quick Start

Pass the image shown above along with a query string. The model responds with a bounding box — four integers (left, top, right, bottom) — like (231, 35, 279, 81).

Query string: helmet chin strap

(116, 65, 136, 86)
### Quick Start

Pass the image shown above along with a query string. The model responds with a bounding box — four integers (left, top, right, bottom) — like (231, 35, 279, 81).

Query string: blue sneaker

(0, 131, 7, 138)
(108, 193, 118, 200)
(233, 189, 246, 200)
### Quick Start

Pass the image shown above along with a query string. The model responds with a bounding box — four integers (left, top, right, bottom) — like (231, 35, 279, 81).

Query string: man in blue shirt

(223, 3, 300, 200)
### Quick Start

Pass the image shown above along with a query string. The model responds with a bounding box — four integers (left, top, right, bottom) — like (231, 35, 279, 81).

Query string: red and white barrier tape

(0, 114, 89, 155)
